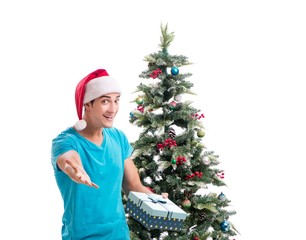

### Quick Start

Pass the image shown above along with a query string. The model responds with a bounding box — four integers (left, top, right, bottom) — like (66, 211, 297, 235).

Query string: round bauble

(135, 96, 144, 105)
(182, 199, 191, 208)
(169, 101, 177, 110)
(171, 66, 179, 75)
(220, 220, 231, 232)
(218, 192, 226, 201)
(203, 156, 210, 165)
(197, 129, 205, 138)
(191, 140, 198, 147)
(174, 94, 182, 102)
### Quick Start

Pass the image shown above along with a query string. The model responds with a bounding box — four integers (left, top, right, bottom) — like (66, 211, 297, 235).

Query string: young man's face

(90, 93, 120, 128)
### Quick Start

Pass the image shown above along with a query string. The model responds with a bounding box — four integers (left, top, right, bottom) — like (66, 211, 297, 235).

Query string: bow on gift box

(148, 195, 167, 204)
(142, 194, 174, 219)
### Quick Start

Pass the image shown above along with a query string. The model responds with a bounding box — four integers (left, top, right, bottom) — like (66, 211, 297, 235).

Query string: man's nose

(108, 102, 117, 113)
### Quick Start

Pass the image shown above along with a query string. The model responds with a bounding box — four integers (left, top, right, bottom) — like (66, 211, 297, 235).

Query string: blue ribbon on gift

(148, 195, 167, 204)
(138, 194, 173, 219)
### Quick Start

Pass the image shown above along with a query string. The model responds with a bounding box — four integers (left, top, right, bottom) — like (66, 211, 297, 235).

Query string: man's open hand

(64, 159, 99, 188)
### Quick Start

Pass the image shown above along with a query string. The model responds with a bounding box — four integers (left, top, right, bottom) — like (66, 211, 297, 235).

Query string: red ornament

(176, 156, 187, 165)
(157, 143, 164, 151)
(149, 68, 162, 79)
(185, 171, 203, 180)
(137, 104, 144, 113)
(193, 237, 200, 240)
(216, 171, 225, 179)
(163, 138, 177, 148)
(157, 138, 177, 152)
(192, 113, 205, 120)
(169, 101, 177, 110)
(182, 199, 191, 208)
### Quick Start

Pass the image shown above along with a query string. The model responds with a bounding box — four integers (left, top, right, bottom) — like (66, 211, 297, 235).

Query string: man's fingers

(162, 192, 169, 199)
(65, 160, 99, 189)
(66, 159, 79, 171)
(64, 163, 76, 176)
(80, 179, 99, 189)
(90, 182, 99, 188)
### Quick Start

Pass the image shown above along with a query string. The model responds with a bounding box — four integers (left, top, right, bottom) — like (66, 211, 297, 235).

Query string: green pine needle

(159, 23, 175, 50)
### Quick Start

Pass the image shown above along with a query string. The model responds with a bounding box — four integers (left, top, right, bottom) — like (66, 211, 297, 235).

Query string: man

(51, 69, 164, 239)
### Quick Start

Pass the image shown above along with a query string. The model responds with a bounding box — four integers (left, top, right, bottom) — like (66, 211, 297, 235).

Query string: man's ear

(84, 102, 91, 110)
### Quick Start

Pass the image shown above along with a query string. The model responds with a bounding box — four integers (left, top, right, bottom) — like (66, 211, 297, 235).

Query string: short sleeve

(123, 135, 133, 160)
(51, 132, 78, 171)
(111, 128, 134, 161)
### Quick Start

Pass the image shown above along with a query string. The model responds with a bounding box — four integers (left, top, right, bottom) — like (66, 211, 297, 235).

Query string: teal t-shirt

(51, 127, 133, 240)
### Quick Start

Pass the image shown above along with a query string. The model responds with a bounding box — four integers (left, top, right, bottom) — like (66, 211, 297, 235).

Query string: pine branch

(159, 23, 175, 51)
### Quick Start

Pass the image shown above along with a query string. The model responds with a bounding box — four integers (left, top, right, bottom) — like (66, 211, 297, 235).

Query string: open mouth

(103, 115, 114, 120)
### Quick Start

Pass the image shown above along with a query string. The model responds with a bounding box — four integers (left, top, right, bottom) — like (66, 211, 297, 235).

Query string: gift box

(126, 191, 187, 231)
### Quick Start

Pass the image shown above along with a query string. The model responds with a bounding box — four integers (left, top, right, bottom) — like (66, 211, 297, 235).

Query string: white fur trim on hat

(83, 76, 122, 104)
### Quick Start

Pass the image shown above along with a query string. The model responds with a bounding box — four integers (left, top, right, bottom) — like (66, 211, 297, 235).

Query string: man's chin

(103, 123, 114, 128)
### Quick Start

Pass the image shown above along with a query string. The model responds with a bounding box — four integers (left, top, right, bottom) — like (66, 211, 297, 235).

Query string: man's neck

(78, 127, 104, 146)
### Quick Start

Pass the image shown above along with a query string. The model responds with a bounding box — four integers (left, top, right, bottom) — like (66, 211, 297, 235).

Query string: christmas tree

(126, 24, 238, 240)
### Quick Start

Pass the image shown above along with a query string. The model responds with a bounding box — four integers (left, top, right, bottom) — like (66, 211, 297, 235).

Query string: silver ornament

(174, 94, 182, 102)
(203, 156, 210, 165)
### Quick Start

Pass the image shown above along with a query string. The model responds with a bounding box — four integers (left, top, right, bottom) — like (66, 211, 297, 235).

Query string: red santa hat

(74, 69, 122, 130)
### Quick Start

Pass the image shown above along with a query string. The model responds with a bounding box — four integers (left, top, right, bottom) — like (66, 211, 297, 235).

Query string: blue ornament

(129, 112, 137, 123)
(171, 66, 179, 75)
(218, 192, 226, 201)
(220, 220, 230, 232)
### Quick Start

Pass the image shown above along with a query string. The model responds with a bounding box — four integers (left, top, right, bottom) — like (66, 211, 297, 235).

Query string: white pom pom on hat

(74, 69, 122, 131)
(74, 119, 87, 131)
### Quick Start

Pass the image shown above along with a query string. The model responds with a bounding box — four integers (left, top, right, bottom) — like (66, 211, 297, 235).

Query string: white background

(1, 1, 305, 239)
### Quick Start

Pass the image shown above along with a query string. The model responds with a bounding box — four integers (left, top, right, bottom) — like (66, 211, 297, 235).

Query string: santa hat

(74, 69, 122, 130)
